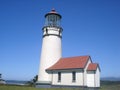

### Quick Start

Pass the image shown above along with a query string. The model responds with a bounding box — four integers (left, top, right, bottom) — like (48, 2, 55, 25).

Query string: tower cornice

(42, 26, 63, 38)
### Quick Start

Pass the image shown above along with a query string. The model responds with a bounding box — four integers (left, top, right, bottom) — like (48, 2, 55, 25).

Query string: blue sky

(0, 0, 120, 80)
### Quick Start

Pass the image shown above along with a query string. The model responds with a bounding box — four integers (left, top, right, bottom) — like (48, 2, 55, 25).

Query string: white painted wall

(52, 71, 84, 86)
(95, 67, 100, 87)
(87, 67, 100, 87)
(83, 58, 92, 86)
(38, 27, 62, 83)
(87, 71, 95, 87)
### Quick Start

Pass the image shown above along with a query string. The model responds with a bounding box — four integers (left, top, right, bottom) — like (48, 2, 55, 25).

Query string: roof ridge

(61, 55, 90, 59)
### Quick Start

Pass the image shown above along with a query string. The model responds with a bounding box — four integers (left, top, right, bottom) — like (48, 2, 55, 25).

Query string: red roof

(46, 56, 90, 70)
(49, 8, 57, 14)
(45, 9, 62, 18)
(87, 63, 98, 71)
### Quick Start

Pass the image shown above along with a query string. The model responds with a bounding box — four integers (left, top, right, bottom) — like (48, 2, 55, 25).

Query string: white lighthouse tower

(37, 9, 63, 85)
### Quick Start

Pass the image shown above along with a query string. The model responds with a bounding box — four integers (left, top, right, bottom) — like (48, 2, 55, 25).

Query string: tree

(26, 75, 38, 86)
(33, 75, 38, 83)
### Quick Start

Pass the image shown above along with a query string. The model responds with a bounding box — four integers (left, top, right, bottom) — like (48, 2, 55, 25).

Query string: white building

(46, 56, 100, 88)
(37, 9, 100, 88)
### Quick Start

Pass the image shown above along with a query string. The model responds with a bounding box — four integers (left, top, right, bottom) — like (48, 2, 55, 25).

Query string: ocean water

(6, 80, 28, 85)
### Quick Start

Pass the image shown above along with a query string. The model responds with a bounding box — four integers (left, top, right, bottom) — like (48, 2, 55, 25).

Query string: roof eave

(46, 68, 84, 72)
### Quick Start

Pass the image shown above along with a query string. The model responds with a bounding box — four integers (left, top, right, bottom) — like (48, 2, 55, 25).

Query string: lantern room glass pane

(45, 15, 61, 27)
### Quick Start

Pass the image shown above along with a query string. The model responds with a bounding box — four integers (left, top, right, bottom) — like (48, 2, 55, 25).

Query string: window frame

(72, 71, 76, 82)
(58, 72, 61, 82)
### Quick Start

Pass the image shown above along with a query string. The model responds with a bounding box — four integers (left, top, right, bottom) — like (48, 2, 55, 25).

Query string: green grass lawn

(0, 81, 120, 90)
(100, 81, 120, 90)
(0, 85, 80, 90)
(100, 85, 120, 90)
(0, 85, 39, 90)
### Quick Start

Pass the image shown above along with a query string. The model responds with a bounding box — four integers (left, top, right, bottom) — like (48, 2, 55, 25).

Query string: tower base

(36, 81, 51, 88)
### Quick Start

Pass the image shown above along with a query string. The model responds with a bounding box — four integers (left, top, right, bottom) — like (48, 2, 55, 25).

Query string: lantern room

(45, 9, 62, 27)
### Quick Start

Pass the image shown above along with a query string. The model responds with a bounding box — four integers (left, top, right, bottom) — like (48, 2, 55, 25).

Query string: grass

(0, 85, 38, 90)
(0, 81, 120, 90)
(0, 85, 79, 90)
(100, 81, 120, 90)
(100, 85, 120, 90)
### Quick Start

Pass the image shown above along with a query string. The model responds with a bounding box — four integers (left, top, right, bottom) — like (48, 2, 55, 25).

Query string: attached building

(46, 56, 100, 87)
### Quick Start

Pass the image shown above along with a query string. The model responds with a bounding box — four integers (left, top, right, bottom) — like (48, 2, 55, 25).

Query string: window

(72, 72, 76, 82)
(58, 72, 61, 82)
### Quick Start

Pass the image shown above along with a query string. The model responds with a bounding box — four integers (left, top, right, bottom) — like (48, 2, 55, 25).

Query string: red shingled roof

(46, 56, 90, 70)
(87, 63, 98, 71)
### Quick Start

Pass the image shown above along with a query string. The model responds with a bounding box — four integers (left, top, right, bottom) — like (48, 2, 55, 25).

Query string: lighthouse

(37, 9, 63, 85)
(36, 9, 100, 88)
